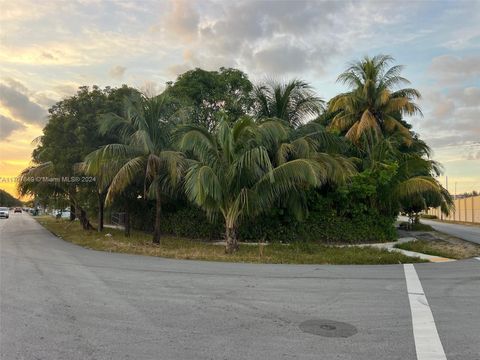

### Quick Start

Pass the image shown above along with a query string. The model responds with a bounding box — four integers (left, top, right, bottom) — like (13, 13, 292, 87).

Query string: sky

(0, 0, 479, 197)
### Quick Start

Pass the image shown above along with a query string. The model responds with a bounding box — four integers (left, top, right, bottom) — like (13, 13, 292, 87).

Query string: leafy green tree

(354, 135, 453, 218)
(166, 67, 253, 130)
(253, 79, 323, 127)
(83, 92, 185, 244)
(329, 55, 421, 144)
(20, 85, 138, 229)
(178, 115, 353, 253)
(0, 189, 22, 207)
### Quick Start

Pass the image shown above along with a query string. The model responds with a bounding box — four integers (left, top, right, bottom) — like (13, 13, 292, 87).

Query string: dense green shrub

(124, 168, 399, 244)
(239, 210, 396, 243)
(155, 201, 396, 244)
(161, 207, 223, 239)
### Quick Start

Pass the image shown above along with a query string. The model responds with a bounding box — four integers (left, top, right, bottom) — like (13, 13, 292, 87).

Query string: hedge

(158, 206, 396, 244)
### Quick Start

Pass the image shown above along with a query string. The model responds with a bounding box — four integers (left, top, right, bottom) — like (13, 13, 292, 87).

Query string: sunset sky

(1, 0, 479, 197)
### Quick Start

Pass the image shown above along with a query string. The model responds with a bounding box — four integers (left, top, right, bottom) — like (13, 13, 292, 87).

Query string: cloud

(0, 114, 26, 140)
(164, 0, 199, 41)
(429, 55, 480, 84)
(0, 81, 47, 125)
(417, 54, 480, 154)
(160, 0, 418, 78)
(53, 84, 79, 97)
(417, 86, 480, 153)
(466, 150, 480, 160)
(109, 65, 126, 79)
(253, 41, 309, 75)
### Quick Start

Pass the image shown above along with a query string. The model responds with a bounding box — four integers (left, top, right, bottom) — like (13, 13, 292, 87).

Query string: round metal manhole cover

(299, 319, 357, 338)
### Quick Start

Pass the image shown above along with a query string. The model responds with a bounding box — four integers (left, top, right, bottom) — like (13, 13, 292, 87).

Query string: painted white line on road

(404, 264, 447, 360)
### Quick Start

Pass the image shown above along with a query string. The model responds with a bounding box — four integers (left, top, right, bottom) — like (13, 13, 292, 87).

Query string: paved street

(418, 219, 480, 245)
(1, 214, 479, 360)
(398, 215, 480, 244)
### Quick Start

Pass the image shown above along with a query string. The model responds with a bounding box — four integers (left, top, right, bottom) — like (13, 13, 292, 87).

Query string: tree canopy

(19, 56, 453, 253)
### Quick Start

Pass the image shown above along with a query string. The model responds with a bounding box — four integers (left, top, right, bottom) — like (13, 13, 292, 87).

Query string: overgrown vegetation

(394, 239, 479, 260)
(37, 216, 426, 264)
(399, 221, 435, 231)
(19, 55, 453, 254)
(0, 189, 22, 207)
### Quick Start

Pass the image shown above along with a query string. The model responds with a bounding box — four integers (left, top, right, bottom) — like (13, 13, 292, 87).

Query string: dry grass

(36, 216, 427, 265)
(395, 236, 480, 260)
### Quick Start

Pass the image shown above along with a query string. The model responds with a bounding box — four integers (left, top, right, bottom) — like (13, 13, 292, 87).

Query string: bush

(155, 204, 397, 244)
(239, 211, 396, 243)
(420, 214, 437, 219)
(126, 176, 399, 244)
(161, 207, 222, 239)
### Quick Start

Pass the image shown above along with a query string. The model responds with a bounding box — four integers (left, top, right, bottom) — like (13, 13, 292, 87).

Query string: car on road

(0, 207, 10, 219)
(14, 207, 22, 213)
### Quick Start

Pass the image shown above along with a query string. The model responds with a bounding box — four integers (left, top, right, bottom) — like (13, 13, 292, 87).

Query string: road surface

(398, 215, 480, 244)
(419, 219, 480, 244)
(1, 214, 479, 360)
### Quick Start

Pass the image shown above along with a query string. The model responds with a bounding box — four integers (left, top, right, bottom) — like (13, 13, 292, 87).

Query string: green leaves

(84, 93, 185, 203)
(180, 116, 354, 231)
(330, 55, 420, 145)
(253, 79, 324, 127)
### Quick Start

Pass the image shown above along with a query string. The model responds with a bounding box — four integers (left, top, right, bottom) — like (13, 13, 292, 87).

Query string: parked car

(14, 207, 22, 213)
(0, 207, 9, 219)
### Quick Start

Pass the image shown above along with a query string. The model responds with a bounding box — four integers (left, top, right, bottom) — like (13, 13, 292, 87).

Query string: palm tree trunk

(152, 187, 162, 244)
(97, 191, 104, 232)
(124, 209, 130, 238)
(69, 203, 76, 221)
(79, 206, 95, 230)
(225, 224, 239, 254)
(68, 187, 77, 221)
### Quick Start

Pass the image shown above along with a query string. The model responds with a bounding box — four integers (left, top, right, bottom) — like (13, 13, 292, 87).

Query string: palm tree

(394, 154, 453, 220)
(83, 92, 185, 244)
(359, 135, 453, 219)
(18, 161, 96, 229)
(178, 115, 354, 253)
(253, 79, 323, 127)
(330, 55, 421, 144)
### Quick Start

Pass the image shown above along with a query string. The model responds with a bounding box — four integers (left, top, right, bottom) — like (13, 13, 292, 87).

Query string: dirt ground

(398, 229, 480, 259)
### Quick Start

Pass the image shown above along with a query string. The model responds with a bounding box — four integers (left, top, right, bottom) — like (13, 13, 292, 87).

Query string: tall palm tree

(178, 115, 354, 253)
(253, 79, 323, 127)
(330, 55, 421, 144)
(83, 92, 185, 244)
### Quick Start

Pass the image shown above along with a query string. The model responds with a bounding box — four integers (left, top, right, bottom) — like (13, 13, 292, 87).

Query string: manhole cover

(299, 319, 357, 338)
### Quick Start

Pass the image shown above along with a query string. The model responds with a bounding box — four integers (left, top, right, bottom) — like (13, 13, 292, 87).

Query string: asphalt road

(1, 214, 479, 360)
(398, 215, 480, 244)
(418, 219, 480, 244)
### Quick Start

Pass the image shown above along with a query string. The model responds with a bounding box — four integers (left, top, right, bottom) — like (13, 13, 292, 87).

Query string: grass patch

(395, 240, 464, 259)
(399, 222, 434, 231)
(36, 216, 426, 265)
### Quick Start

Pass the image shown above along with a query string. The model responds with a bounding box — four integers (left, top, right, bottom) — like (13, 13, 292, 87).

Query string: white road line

(404, 264, 447, 360)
